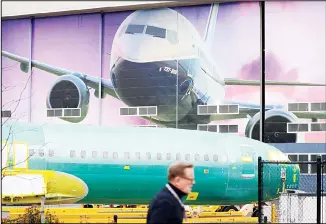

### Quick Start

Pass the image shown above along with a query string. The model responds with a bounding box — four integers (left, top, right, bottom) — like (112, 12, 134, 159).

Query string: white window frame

(310, 122, 326, 132)
(285, 153, 326, 175)
(138, 106, 157, 116)
(310, 102, 326, 112)
(47, 108, 81, 118)
(287, 123, 310, 133)
(286, 102, 310, 112)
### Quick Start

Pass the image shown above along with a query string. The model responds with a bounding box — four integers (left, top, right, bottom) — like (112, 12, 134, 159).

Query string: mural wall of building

(2, 1, 325, 146)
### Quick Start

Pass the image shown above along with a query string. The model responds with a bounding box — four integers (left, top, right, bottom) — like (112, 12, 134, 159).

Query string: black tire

(252, 209, 259, 217)
(222, 205, 239, 212)
(83, 204, 93, 208)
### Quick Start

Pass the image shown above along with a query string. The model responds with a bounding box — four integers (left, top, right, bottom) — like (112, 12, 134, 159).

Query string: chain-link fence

(258, 156, 325, 223)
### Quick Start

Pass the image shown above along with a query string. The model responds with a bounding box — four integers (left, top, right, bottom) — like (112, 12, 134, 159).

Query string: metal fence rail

(258, 156, 325, 224)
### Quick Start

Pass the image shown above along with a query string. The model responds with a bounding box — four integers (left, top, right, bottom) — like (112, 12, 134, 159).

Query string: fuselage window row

(79, 151, 217, 162)
(29, 149, 219, 162)
(29, 149, 218, 163)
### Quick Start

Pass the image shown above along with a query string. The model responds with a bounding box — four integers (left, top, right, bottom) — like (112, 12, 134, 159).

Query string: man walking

(146, 162, 195, 223)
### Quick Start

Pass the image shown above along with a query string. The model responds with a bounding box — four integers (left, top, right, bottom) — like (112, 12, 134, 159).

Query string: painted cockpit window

(125, 24, 178, 44)
(145, 25, 166, 38)
(125, 24, 145, 34)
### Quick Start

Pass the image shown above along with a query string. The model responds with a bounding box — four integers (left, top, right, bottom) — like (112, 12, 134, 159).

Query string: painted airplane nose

(46, 171, 89, 204)
(117, 38, 141, 61)
(117, 35, 175, 63)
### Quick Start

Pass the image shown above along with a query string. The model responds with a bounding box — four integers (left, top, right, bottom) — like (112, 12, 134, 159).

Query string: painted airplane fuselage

(2, 122, 300, 205)
(109, 8, 225, 129)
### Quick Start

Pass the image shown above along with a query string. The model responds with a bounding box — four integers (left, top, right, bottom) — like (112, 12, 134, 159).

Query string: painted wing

(203, 3, 219, 49)
(210, 101, 326, 121)
(1, 51, 118, 99)
(224, 78, 326, 86)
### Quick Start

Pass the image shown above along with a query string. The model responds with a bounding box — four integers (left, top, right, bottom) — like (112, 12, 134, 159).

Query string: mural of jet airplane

(2, 4, 326, 143)
(2, 122, 300, 206)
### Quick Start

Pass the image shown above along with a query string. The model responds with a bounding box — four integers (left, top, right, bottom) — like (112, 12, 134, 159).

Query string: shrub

(2, 205, 60, 224)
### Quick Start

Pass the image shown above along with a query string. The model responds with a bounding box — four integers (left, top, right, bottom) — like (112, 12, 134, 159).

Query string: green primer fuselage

(2, 123, 300, 205)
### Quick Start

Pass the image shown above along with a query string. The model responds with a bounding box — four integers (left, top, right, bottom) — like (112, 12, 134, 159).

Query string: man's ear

(174, 176, 181, 183)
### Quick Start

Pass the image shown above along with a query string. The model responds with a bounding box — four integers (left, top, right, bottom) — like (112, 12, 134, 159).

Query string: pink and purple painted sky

(2, 1, 325, 142)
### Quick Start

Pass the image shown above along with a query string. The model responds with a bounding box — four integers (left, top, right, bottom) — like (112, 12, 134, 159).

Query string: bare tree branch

(2, 96, 32, 109)
(2, 84, 17, 92)
(1, 61, 19, 71)
(2, 117, 18, 152)
(2, 67, 49, 180)
(2, 120, 46, 154)
(2, 69, 34, 126)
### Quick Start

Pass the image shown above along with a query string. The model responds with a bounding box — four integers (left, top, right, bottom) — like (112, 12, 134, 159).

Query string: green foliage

(2, 205, 60, 224)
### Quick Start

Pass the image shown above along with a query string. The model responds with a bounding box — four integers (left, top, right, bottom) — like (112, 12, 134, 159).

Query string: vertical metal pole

(258, 156, 263, 223)
(40, 197, 45, 223)
(259, 1, 265, 142)
(175, 12, 179, 129)
(98, 12, 104, 125)
(263, 216, 268, 224)
(28, 18, 34, 122)
(317, 156, 321, 224)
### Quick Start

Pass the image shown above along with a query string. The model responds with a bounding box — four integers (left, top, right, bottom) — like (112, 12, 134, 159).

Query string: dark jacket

(146, 183, 186, 224)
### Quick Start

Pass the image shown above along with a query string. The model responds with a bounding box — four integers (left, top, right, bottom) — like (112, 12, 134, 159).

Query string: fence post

(40, 197, 45, 224)
(258, 156, 263, 224)
(316, 156, 321, 224)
